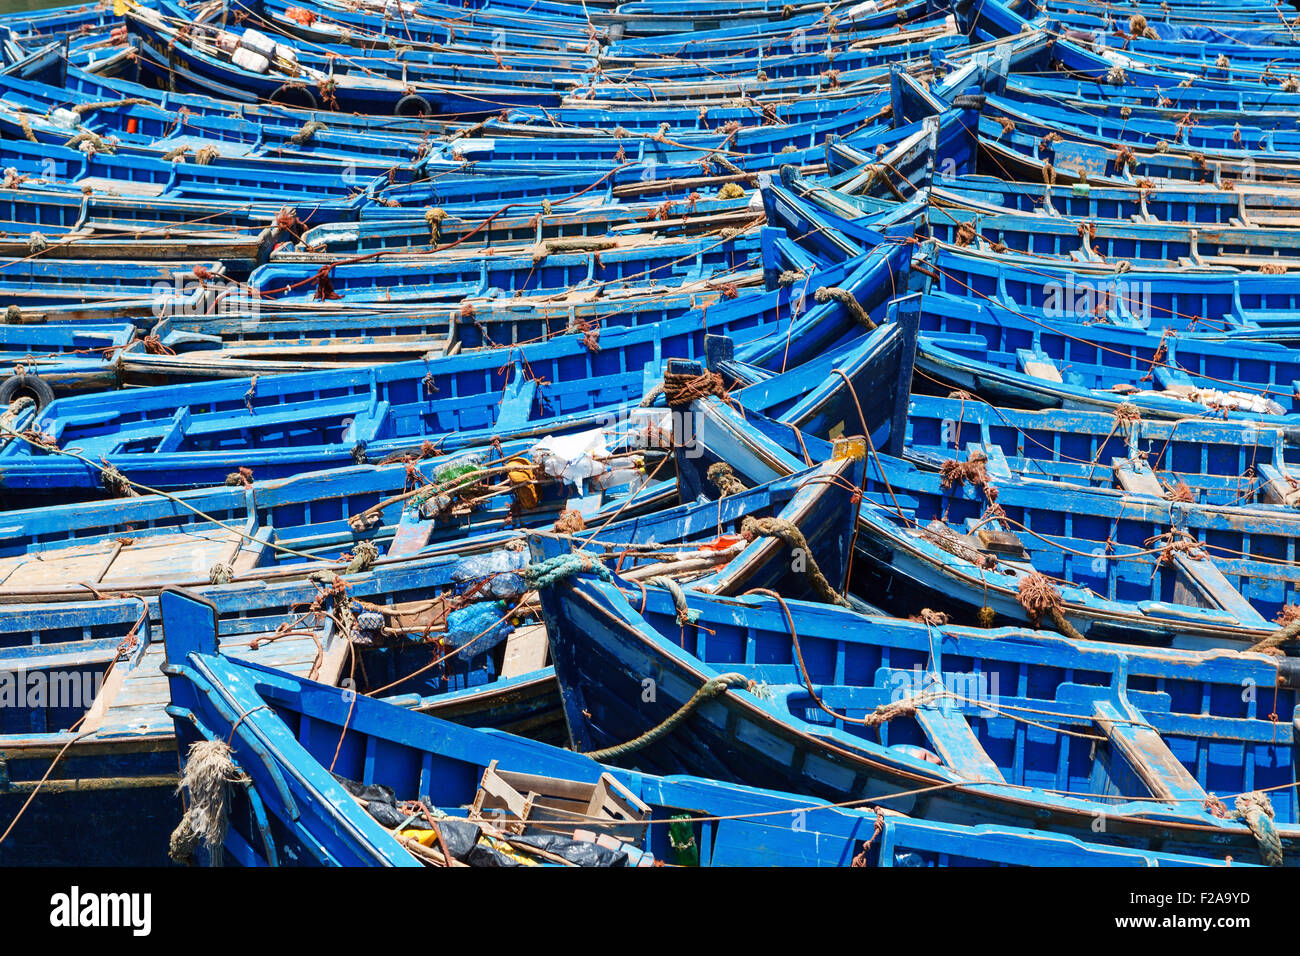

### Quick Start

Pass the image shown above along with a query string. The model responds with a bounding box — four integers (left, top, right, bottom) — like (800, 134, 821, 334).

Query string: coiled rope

(523, 552, 612, 590)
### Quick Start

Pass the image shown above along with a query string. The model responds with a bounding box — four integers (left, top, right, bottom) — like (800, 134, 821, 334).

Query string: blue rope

(523, 553, 613, 590)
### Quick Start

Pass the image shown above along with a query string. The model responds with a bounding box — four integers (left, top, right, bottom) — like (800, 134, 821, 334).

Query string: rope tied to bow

(1248, 604, 1300, 654)
(168, 740, 244, 866)
(99, 459, 137, 498)
(524, 552, 613, 589)
(274, 205, 303, 238)
(1233, 792, 1283, 867)
(740, 516, 849, 607)
(424, 207, 447, 241)
(343, 540, 378, 574)
(1016, 572, 1085, 640)
(813, 286, 876, 330)
(141, 333, 175, 355)
(663, 370, 728, 408)
(708, 462, 748, 497)
(939, 452, 989, 493)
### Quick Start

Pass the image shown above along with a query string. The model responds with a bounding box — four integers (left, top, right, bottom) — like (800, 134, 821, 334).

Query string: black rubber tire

(395, 94, 435, 117)
(0, 372, 55, 411)
(269, 84, 319, 110)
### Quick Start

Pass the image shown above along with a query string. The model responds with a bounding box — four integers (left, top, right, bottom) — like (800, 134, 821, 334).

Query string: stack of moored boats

(0, 0, 1298, 869)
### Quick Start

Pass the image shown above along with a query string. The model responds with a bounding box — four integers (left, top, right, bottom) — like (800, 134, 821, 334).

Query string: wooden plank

(1111, 457, 1165, 497)
(1094, 699, 1207, 804)
(500, 624, 549, 678)
(914, 706, 1006, 784)
(1170, 552, 1271, 628)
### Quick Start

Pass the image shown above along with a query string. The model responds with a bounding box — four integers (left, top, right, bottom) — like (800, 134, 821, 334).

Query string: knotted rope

(0, 396, 34, 439)
(707, 462, 747, 497)
(1128, 14, 1158, 39)
(553, 509, 586, 534)
(64, 130, 112, 154)
(663, 370, 728, 408)
(287, 120, 327, 146)
(1208, 792, 1284, 867)
(1235, 792, 1283, 866)
(1016, 572, 1085, 640)
(99, 460, 138, 498)
(939, 452, 988, 492)
(1248, 605, 1300, 654)
(343, 540, 379, 574)
(425, 207, 447, 242)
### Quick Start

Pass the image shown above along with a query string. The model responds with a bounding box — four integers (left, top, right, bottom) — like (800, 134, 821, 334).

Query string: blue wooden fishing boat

(250, 229, 764, 304)
(529, 537, 1297, 865)
(0, 255, 226, 311)
(683, 364, 1300, 650)
(904, 393, 1300, 512)
(927, 204, 1300, 272)
(125, 4, 575, 115)
(0, 3, 129, 44)
(0, 422, 678, 599)
(0, 439, 867, 864)
(929, 176, 1298, 228)
(913, 289, 1300, 422)
(0, 237, 911, 496)
(0, 552, 494, 865)
(157, 587, 1253, 866)
(0, 322, 132, 401)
